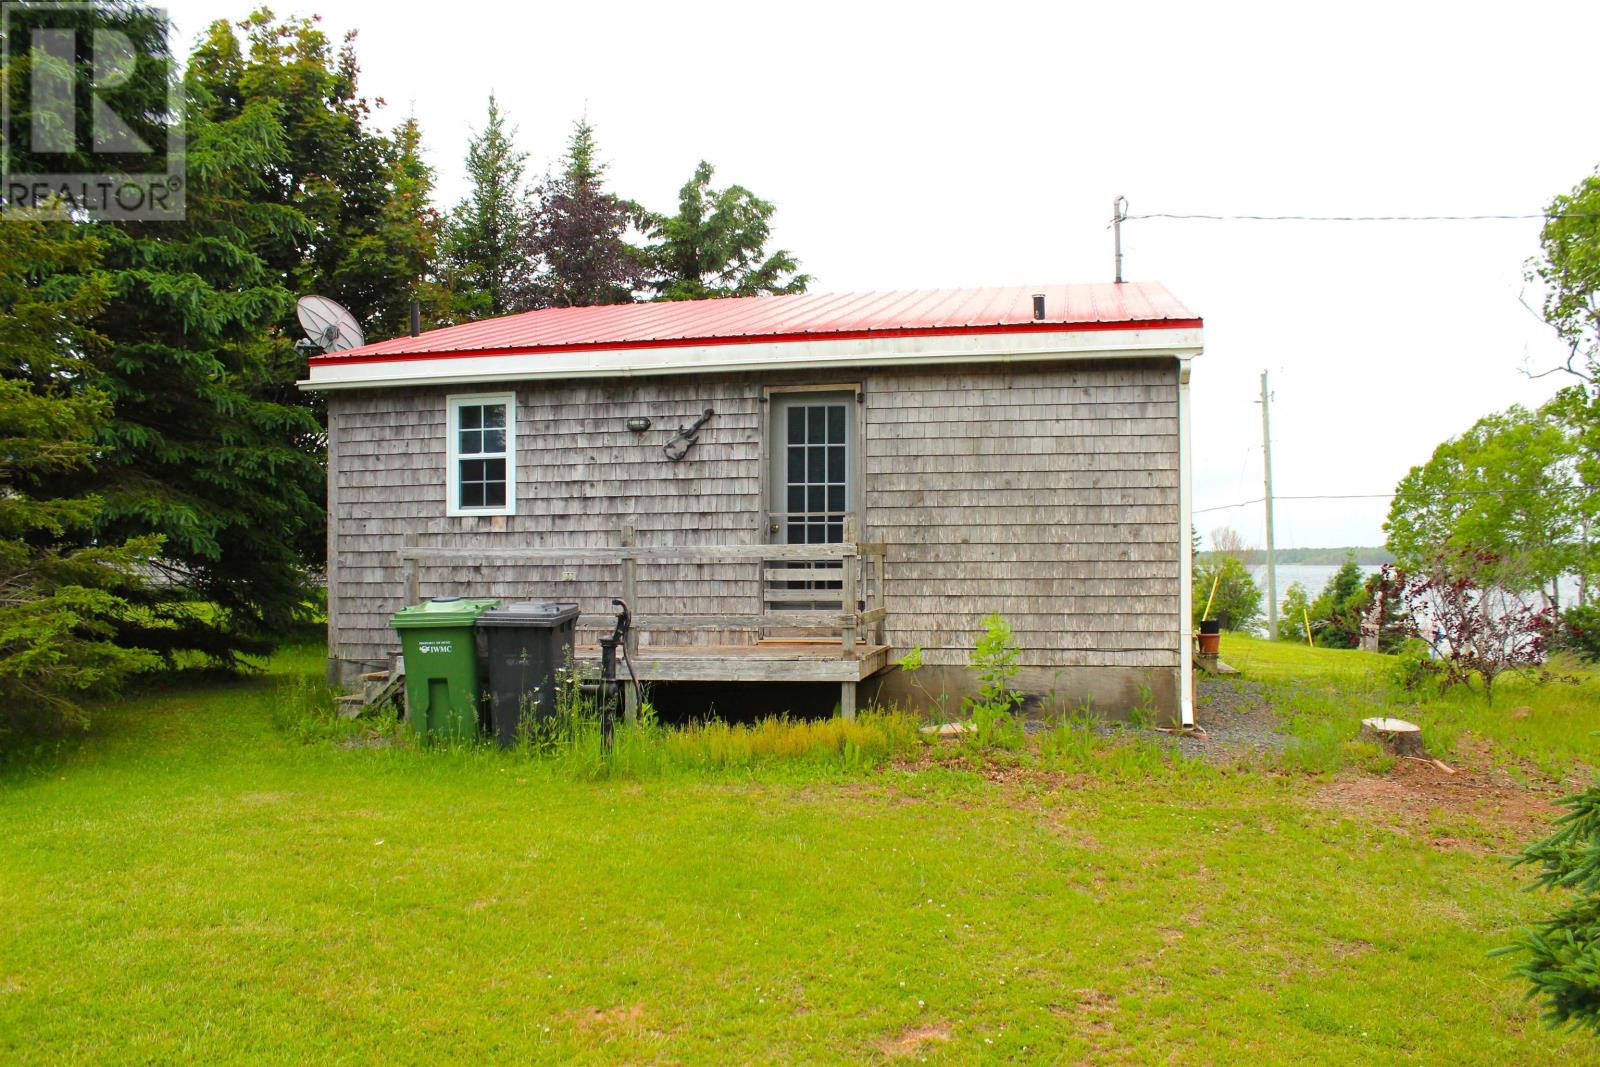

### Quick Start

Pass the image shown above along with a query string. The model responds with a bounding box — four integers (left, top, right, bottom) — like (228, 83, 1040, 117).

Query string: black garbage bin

(478, 601, 580, 747)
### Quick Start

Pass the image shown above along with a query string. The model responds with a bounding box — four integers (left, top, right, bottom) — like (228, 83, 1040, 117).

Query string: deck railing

(395, 517, 886, 662)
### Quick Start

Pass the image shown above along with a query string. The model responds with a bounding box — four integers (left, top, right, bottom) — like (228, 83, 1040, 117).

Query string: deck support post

(402, 532, 420, 605)
(841, 517, 859, 660)
(840, 681, 857, 721)
(621, 526, 639, 726)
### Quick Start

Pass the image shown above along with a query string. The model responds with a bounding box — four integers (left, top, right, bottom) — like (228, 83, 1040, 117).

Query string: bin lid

(477, 601, 581, 628)
(390, 596, 501, 629)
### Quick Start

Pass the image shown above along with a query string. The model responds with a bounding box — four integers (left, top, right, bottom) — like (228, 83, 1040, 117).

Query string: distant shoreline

(1198, 546, 1395, 566)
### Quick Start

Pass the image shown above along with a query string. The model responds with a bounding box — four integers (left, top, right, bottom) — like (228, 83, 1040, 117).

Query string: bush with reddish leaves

(1391, 552, 1557, 703)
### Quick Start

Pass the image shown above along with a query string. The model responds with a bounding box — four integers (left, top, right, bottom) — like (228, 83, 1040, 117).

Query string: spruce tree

(444, 94, 534, 317)
(69, 93, 326, 664)
(0, 216, 160, 737)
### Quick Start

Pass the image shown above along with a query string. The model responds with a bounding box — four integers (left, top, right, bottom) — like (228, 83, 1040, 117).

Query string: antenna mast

(1261, 370, 1278, 640)
(1113, 196, 1127, 283)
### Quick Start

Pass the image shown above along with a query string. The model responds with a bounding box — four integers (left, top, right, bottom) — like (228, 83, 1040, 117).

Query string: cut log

(1360, 717, 1426, 758)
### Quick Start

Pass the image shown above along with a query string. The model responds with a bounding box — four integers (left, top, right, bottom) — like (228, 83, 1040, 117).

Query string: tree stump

(1360, 717, 1425, 758)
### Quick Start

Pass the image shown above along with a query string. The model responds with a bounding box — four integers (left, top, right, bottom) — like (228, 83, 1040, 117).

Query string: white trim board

(445, 392, 517, 517)
(301, 327, 1204, 391)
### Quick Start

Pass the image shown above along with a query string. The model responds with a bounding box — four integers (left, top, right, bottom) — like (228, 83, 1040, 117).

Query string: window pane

(787, 521, 805, 544)
(807, 446, 824, 481)
(482, 428, 505, 454)
(806, 522, 824, 544)
(826, 520, 844, 544)
(807, 406, 825, 441)
(787, 486, 804, 513)
(828, 446, 844, 482)
(482, 404, 506, 429)
(484, 482, 506, 507)
(460, 478, 485, 509)
(828, 485, 845, 512)
(461, 458, 485, 482)
(808, 485, 824, 512)
(787, 407, 804, 444)
(459, 429, 480, 455)
(827, 405, 844, 442)
(483, 458, 506, 481)
(787, 447, 804, 483)
(458, 405, 482, 430)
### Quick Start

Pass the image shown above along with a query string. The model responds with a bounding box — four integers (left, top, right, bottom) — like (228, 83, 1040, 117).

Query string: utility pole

(1260, 370, 1278, 640)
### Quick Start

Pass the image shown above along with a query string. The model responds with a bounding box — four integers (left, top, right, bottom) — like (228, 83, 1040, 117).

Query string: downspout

(1177, 356, 1196, 728)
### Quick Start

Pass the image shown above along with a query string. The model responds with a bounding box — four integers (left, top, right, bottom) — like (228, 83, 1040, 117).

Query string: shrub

(962, 613, 1025, 749)
(1497, 784, 1600, 1033)
(1193, 555, 1262, 633)
(1390, 637, 1443, 695)
(1560, 605, 1600, 663)
(1394, 551, 1557, 702)
(1278, 581, 1311, 643)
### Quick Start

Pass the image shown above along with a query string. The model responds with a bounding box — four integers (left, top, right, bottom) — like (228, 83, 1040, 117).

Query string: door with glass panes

(768, 391, 857, 612)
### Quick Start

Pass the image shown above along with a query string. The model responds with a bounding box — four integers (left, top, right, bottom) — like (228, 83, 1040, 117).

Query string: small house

(302, 283, 1203, 724)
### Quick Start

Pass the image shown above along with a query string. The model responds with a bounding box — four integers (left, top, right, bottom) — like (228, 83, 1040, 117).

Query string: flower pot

(1197, 631, 1221, 655)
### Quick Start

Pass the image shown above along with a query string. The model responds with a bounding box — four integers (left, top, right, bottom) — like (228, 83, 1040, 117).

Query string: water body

(1247, 563, 1584, 609)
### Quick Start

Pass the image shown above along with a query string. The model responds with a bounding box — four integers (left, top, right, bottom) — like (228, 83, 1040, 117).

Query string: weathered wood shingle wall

(862, 361, 1180, 671)
(329, 379, 765, 669)
(326, 358, 1180, 686)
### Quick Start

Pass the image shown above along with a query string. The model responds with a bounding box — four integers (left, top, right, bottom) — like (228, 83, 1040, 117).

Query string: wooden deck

(403, 522, 892, 718)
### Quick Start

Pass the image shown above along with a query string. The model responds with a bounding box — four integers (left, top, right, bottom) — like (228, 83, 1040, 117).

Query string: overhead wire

(1193, 485, 1593, 516)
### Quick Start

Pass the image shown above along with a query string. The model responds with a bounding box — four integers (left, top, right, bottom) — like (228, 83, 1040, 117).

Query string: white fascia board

(300, 326, 1204, 390)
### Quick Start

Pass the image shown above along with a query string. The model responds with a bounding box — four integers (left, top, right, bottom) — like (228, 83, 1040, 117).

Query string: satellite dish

(295, 295, 365, 354)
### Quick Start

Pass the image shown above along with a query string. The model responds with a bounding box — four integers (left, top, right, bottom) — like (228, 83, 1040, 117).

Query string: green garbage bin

(390, 596, 499, 742)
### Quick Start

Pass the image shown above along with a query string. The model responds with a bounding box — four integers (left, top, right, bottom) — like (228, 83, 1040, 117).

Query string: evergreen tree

(1308, 557, 1369, 649)
(524, 119, 649, 308)
(64, 87, 326, 664)
(0, 216, 160, 737)
(646, 161, 809, 301)
(444, 94, 534, 317)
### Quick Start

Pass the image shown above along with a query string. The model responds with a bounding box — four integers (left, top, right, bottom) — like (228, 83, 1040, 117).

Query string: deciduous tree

(524, 119, 650, 308)
(646, 161, 809, 301)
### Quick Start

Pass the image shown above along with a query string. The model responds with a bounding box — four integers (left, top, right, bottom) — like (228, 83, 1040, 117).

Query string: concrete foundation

(865, 663, 1182, 726)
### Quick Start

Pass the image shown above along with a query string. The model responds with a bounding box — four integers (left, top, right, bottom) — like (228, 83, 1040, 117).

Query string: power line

(1126, 211, 1600, 223)
(1194, 485, 1592, 516)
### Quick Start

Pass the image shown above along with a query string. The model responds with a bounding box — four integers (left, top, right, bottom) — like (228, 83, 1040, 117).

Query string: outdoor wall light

(626, 417, 651, 432)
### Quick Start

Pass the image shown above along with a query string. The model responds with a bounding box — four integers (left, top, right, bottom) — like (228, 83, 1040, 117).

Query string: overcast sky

(165, 0, 1600, 549)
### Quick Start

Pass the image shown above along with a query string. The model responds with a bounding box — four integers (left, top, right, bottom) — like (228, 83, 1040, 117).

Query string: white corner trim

(301, 326, 1204, 390)
(445, 392, 517, 517)
(1176, 355, 1196, 727)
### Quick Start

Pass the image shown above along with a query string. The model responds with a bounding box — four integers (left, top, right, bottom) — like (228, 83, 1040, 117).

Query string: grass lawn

(2, 642, 1595, 1064)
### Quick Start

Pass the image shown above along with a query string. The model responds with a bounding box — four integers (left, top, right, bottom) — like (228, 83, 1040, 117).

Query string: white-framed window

(446, 393, 516, 516)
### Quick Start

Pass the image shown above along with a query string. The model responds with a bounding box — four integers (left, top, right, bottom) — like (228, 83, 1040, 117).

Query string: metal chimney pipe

(1032, 293, 1046, 320)
(409, 299, 421, 337)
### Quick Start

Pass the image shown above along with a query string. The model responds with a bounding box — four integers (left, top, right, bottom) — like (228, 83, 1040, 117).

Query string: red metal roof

(310, 281, 1199, 365)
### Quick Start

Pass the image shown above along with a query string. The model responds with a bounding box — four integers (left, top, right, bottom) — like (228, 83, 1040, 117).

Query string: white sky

(164, 0, 1600, 548)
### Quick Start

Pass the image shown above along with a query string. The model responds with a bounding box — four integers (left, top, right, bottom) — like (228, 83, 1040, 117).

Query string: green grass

(0, 642, 1591, 1063)
(1220, 634, 1600, 777)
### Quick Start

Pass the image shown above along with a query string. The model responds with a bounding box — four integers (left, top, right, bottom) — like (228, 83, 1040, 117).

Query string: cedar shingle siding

(326, 358, 1179, 678)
